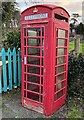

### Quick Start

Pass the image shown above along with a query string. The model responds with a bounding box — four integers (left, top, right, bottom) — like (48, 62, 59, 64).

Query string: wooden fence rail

(0, 48, 21, 93)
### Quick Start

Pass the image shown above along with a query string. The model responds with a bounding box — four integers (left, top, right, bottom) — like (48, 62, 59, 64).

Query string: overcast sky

(16, 0, 84, 22)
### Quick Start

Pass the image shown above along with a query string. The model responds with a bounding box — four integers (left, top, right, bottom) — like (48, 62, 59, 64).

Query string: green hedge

(68, 53, 84, 99)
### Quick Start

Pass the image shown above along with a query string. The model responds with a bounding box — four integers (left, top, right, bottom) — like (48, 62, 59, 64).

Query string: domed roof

(21, 4, 70, 17)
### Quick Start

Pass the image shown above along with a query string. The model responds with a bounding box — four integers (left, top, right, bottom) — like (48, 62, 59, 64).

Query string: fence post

(8, 48, 12, 90)
(13, 48, 17, 88)
(74, 35, 80, 55)
(2, 48, 7, 92)
(18, 48, 21, 86)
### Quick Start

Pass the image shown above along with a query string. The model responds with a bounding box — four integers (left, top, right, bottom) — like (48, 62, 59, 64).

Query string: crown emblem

(33, 7, 38, 13)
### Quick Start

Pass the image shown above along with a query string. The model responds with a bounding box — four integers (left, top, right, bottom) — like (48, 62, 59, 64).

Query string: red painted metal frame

(21, 4, 70, 116)
(21, 25, 48, 114)
(52, 22, 69, 113)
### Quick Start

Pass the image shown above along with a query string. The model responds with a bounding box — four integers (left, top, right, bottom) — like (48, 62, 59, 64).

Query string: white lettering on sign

(24, 13, 48, 20)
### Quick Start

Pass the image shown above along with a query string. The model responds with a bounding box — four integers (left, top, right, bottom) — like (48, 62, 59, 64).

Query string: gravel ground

(1, 88, 83, 119)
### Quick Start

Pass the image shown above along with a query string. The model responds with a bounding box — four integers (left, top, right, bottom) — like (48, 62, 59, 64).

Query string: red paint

(21, 4, 70, 116)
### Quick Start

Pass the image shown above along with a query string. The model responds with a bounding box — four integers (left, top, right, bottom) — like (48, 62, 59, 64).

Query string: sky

(16, 0, 84, 23)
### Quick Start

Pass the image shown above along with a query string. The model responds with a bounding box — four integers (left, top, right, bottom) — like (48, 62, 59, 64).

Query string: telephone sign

(24, 13, 48, 20)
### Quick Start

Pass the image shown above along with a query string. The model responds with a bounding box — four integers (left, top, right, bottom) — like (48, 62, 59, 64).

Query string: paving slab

(1, 88, 83, 119)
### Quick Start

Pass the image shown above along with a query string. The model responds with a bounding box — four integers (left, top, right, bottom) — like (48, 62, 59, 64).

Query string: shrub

(3, 30, 21, 50)
(67, 53, 84, 99)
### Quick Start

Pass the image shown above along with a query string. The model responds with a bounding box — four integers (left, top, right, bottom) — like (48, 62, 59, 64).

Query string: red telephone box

(21, 4, 70, 116)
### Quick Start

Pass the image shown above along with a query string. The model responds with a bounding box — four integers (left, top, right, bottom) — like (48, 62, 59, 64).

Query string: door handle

(23, 56, 27, 64)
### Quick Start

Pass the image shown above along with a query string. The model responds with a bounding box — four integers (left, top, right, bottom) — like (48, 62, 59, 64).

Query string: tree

(75, 23, 84, 35)
(70, 13, 80, 37)
(2, 2, 21, 49)
(70, 23, 74, 33)
(2, 2, 20, 32)
(2, 2, 14, 23)
(75, 23, 84, 42)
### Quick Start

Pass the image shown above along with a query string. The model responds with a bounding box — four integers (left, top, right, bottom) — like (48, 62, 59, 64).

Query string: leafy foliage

(68, 53, 84, 98)
(2, 2, 20, 35)
(70, 23, 75, 33)
(75, 23, 84, 35)
(3, 30, 21, 50)
(2, 2, 16, 23)
(66, 107, 82, 118)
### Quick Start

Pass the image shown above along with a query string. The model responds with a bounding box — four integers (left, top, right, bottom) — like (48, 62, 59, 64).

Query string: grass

(69, 42, 84, 53)
(66, 96, 83, 118)
(66, 107, 82, 118)
(69, 42, 74, 52)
